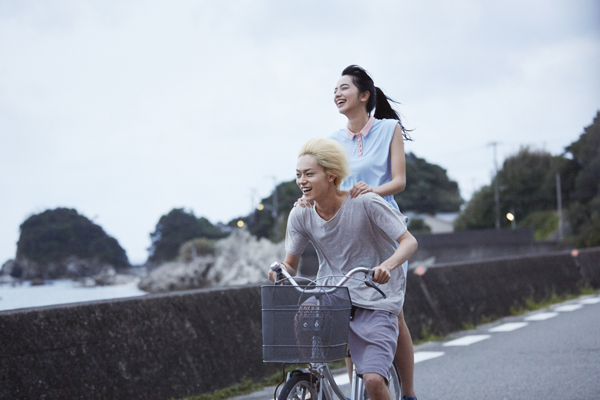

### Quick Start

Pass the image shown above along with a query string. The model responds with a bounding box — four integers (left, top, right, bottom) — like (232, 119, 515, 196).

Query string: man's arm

(267, 253, 302, 282)
(372, 230, 418, 284)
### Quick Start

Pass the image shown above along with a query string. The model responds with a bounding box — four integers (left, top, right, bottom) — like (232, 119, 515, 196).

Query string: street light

(237, 220, 245, 228)
(257, 202, 277, 218)
(506, 212, 516, 229)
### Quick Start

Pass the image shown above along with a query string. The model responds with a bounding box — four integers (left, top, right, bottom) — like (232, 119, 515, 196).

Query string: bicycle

(262, 262, 402, 400)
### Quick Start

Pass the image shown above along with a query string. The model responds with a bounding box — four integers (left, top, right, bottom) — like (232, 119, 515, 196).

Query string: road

(233, 294, 600, 400)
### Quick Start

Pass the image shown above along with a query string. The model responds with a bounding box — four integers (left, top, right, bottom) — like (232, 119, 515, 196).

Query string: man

(268, 138, 418, 400)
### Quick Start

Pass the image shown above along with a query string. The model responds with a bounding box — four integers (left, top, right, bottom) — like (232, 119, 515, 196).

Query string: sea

(0, 279, 147, 312)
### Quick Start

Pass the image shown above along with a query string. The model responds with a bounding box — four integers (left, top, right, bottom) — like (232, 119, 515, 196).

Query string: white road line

(334, 373, 350, 386)
(524, 312, 558, 321)
(580, 297, 600, 305)
(488, 322, 528, 332)
(414, 351, 445, 363)
(554, 304, 583, 312)
(443, 335, 491, 346)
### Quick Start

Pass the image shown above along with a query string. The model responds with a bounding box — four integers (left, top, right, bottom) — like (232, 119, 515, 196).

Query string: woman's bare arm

(350, 123, 407, 198)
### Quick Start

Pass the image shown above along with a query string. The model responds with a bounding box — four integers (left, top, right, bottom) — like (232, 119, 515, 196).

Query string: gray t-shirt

(285, 193, 409, 315)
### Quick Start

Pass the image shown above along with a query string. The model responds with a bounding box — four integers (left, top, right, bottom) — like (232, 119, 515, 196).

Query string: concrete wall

(411, 228, 567, 264)
(1, 248, 598, 399)
(298, 230, 569, 277)
(0, 286, 276, 400)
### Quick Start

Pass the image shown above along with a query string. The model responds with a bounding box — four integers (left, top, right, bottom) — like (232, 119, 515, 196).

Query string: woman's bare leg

(345, 357, 353, 384)
(395, 309, 416, 398)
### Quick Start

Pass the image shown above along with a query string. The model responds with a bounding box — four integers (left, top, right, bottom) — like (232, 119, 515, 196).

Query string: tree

(395, 153, 463, 214)
(16, 208, 129, 268)
(454, 147, 562, 233)
(241, 153, 462, 241)
(148, 208, 227, 264)
(564, 111, 600, 247)
(455, 110, 600, 247)
(245, 180, 302, 241)
(453, 185, 496, 231)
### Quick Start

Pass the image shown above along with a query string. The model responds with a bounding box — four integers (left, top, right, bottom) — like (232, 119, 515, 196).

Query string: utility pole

(488, 142, 501, 230)
(250, 188, 258, 224)
(266, 176, 278, 219)
(556, 172, 564, 241)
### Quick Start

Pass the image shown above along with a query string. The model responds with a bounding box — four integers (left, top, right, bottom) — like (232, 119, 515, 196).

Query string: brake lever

(365, 270, 387, 299)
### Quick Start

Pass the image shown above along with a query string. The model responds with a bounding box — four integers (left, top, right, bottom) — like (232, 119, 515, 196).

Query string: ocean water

(0, 280, 147, 312)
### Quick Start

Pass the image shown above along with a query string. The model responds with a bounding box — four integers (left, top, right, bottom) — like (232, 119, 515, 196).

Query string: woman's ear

(328, 174, 336, 183)
(360, 90, 370, 103)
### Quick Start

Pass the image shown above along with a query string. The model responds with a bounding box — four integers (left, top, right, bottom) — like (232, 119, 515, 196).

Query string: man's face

(296, 155, 334, 203)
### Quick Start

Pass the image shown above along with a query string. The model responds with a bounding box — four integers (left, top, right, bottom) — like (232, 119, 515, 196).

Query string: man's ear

(328, 174, 336, 183)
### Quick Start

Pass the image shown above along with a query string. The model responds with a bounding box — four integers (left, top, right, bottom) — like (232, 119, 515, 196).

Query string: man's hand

(267, 262, 291, 282)
(372, 265, 392, 284)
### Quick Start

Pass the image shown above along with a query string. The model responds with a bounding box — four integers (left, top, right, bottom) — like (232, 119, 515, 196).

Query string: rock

(138, 228, 285, 293)
(138, 256, 214, 293)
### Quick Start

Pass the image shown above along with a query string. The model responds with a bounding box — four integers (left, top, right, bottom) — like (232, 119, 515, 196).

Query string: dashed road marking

(488, 322, 528, 332)
(414, 351, 445, 363)
(524, 312, 558, 321)
(580, 297, 600, 305)
(554, 304, 583, 312)
(443, 335, 491, 346)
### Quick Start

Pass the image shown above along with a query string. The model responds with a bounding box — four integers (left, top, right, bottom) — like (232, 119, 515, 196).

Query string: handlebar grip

(366, 269, 387, 299)
(270, 262, 286, 285)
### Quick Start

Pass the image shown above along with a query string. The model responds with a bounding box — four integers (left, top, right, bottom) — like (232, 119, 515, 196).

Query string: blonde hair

(298, 138, 350, 188)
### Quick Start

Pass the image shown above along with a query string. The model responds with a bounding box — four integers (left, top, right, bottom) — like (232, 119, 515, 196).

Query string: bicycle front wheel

(387, 364, 402, 400)
(278, 373, 319, 400)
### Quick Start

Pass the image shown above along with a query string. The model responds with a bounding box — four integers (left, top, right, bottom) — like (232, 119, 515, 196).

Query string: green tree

(16, 208, 129, 267)
(565, 111, 600, 247)
(455, 111, 600, 247)
(455, 147, 562, 232)
(453, 185, 496, 231)
(395, 153, 463, 214)
(241, 153, 462, 241)
(244, 180, 302, 241)
(148, 209, 227, 264)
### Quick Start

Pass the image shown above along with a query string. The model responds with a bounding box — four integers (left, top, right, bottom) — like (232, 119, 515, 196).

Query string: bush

(178, 238, 216, 262)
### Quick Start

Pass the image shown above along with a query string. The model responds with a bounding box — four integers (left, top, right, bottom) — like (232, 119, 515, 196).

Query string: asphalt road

(413, 295, 600, 399)
(233, 294, 600, 400)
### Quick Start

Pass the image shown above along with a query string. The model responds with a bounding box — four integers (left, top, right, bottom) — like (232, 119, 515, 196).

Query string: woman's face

(334, 75, 369, 115)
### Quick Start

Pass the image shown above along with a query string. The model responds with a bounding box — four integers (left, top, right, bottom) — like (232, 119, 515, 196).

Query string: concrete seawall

(1, 248, 599, 399)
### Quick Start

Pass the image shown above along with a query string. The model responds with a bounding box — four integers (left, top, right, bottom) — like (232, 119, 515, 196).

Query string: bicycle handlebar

(270, 261, 387, 299)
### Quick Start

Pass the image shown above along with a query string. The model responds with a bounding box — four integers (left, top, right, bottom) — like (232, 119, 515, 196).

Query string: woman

(299, 65, 416, 400)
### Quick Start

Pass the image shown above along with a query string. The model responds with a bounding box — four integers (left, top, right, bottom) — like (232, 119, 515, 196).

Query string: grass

(509, 289, 588, 316)
(412, 325, 447, 346)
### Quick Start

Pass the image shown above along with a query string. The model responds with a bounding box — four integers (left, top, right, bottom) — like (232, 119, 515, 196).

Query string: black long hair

(341, 65, 412, 140)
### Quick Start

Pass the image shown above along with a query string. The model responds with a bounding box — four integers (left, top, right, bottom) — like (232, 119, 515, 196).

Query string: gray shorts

(348, 307, 399, 379)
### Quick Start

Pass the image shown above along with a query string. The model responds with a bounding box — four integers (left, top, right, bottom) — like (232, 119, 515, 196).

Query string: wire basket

(262, 285, 352, 363)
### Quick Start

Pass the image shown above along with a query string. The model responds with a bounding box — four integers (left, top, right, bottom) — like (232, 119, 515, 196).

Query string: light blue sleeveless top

(329, 118, 400, 210)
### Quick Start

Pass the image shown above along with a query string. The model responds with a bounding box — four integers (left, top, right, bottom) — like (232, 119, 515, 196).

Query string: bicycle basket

(262, 285, 352, 363)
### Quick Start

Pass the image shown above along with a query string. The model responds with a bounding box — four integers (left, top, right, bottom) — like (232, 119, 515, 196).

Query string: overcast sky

(1, 0, 599, 265)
